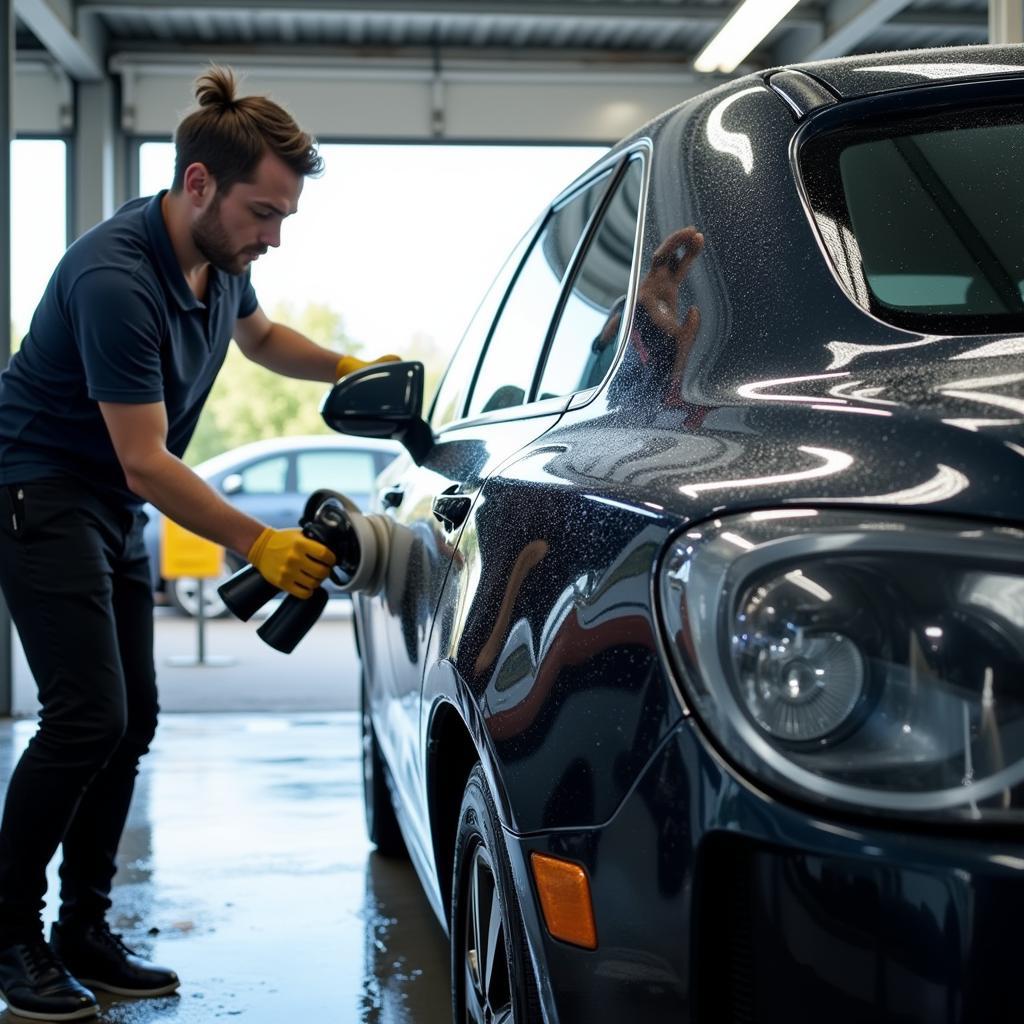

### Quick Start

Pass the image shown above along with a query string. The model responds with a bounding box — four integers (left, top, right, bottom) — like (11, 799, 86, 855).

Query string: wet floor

(0, 713, 452, 1023)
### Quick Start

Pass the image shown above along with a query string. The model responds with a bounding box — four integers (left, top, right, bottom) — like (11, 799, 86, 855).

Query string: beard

(191, 197, 260, 275)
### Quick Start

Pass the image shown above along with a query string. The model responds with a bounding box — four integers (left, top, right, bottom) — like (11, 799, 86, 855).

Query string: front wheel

(452, 765, 539, 1024)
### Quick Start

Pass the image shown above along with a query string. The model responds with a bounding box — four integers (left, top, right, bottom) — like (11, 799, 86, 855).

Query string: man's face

(191, 151, 303, 275)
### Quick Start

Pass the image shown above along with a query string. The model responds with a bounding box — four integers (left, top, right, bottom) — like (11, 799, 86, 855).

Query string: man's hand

(335, 353, 401, 380)
(247, 527, 336, 599)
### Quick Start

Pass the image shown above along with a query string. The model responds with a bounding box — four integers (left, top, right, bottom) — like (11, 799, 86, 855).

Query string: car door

(423, 153, 656, 832)
(361, 159, 624, 867)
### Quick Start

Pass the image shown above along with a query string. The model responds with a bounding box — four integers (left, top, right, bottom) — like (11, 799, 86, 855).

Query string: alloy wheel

(462, 843, 513, 1024)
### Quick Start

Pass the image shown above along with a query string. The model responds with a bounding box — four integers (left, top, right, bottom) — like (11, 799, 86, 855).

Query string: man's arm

(99, 400, 264, 555)
(233, 306, 398, 382)
(233, 306, 339, 382)
(98, 400, 335, 596)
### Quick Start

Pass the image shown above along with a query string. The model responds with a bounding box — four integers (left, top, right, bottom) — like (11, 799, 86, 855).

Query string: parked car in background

(325, 45, 1024, 1024)
(145, 434, 402, 616)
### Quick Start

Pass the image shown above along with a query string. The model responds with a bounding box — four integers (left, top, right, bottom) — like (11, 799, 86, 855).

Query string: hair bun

(194, 66, 238, 110)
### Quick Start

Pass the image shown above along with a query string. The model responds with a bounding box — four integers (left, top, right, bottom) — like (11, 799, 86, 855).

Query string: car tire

(451, 764, 540, 1024)
(166, 554, 245, 618)
(361, 675, 407, 858)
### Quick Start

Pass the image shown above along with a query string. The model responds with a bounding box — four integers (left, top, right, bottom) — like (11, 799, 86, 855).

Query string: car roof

(790, 43, 1024, 100)
(580, 44, 1024, 186)
(193, 434, 404, 477)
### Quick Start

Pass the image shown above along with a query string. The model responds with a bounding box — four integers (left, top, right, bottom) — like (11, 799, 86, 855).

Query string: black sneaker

(0, 937, 98, 1021)
(49, 922, 179, 998)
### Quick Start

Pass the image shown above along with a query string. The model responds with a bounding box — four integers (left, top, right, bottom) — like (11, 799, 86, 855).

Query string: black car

(326, 45, 1024, 1024)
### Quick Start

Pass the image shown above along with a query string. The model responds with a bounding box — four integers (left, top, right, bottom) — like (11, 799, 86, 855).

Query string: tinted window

(296, 450, 376, 494)
(537, 158, 643, 400)
(431, 229, 534, 429)
(466, 171, 612, 418)
(801, 102, 1024, 333)
(239, 456, 288, 494)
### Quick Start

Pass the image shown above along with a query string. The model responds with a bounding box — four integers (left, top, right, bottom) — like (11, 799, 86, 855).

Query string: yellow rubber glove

(247, 527, 336, 599)
(335, 353, 402, 380)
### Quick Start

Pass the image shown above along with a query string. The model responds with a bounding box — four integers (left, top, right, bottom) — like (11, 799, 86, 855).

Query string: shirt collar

(144, 190, 205, 312)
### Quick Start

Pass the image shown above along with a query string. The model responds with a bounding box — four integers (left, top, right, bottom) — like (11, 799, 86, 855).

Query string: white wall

(14, 53, 703, 143)
(13, 59, 70, 135)
(112, 57, 701, 143)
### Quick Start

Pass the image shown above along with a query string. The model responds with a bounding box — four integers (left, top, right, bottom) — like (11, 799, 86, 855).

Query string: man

(0, 66, 395, 1021)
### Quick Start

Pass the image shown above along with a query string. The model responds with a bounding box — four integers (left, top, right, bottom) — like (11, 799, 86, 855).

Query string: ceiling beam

(801, 0, 915, 60)
(81, 0, 819, 28)
(78, 0, 991, 34)
(15, 0, 103, 79)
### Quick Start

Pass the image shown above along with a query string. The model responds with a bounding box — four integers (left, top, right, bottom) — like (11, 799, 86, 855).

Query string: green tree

(180, 303, 454, 467)
(183, 302, 360, 465)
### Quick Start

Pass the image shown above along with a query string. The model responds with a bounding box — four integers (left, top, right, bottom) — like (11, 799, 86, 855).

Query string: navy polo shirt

(0, 191, 258, 505)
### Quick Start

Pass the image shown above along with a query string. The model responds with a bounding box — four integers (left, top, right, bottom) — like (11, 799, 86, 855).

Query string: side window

(466, 170, 613, 419)
(296, 450, 376, 495)
(430, 228, 534, 430)
(537, 158, 644, 400)
(239, 456, 288, 494)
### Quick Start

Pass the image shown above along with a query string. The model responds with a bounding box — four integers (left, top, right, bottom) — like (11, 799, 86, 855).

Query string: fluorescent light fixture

(695, 0, 803, 73)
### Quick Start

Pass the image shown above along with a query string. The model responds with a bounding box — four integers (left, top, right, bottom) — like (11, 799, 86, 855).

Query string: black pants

(0, 478, 158, 938)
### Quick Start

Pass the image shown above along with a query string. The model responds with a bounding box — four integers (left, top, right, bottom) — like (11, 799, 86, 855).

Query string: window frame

(531, 150, 648, 407)
(453, 146, 647, 431)
(461, 159, 622, 424)
(427, 223, 538, 431)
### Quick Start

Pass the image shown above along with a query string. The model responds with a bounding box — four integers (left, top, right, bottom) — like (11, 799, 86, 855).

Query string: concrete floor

(0, 712, 452, 1023)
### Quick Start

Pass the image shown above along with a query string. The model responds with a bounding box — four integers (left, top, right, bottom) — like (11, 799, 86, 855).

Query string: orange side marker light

(530, 852, 598, 950)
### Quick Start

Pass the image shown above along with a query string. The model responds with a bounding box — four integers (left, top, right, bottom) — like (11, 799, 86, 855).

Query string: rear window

(800, 101, 1024, 333)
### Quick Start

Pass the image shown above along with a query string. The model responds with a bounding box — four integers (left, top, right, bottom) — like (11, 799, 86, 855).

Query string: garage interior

(1, 1, 1022, 1022)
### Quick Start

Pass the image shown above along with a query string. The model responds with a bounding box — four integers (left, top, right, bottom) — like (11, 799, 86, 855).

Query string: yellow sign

(161, 518, 224, 580)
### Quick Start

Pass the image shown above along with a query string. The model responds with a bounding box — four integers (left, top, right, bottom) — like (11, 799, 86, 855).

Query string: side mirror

(221, 473, 244, 496)
(321, 360, 434, 465)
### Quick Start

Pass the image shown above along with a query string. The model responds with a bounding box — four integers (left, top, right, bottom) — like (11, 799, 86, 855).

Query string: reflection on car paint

(704, 86, 765, 174)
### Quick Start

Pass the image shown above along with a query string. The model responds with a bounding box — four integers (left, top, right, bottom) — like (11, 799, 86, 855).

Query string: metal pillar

(990, 0, 1024, 42)
(0, 0, 13, 716)
(74, 78, 115, 238)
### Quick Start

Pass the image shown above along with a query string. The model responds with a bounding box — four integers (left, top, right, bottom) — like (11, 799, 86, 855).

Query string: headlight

(658, 510, 1024, 822)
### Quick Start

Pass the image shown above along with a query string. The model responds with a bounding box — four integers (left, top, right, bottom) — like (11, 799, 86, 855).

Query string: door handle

(431, 488, 472, 531)
(381, 485, 405, 509)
